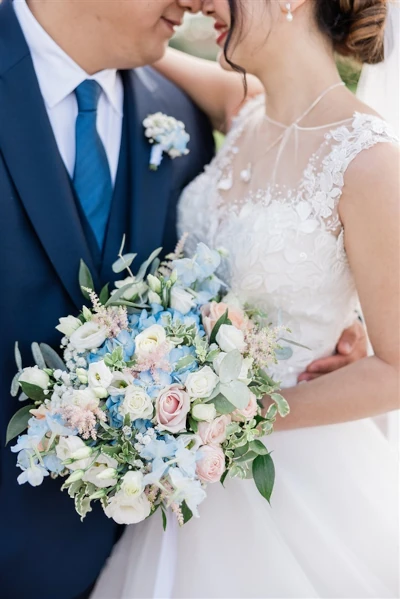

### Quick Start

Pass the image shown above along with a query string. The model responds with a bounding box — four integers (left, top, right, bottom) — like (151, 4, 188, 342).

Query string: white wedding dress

(92, 97, 399, 599)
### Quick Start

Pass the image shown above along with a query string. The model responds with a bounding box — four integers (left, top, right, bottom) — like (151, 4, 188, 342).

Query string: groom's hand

(298, 320, 368, 382)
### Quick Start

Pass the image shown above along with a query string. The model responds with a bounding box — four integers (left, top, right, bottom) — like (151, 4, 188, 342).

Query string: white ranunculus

(216, 324, 247, 353)
(87, 360, 113, 390)
(120, 386, 154, 420)
(192, 403, 217, 422)
(19, 366, 50, 390)
(185, 366, 219, 400)
(69, 321, 107, 351)
(134, 325, 167, 359)
(212, 352, 227, 376)
(56, 437, 92, 471)
(121, 471, 144, 497)
(56, 315, 82, 337)
(83, 455, 118, 488)
(170, 286, 195, 315)
(104, 490, 151, 524)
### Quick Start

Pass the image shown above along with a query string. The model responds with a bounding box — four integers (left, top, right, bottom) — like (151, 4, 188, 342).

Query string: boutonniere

(143, 112, 190, 171)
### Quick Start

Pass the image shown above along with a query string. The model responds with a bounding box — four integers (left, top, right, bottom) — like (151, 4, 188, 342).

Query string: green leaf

(104, 283, 136, 307)
(218, 350, 243, 384)
(6, 404, 33, 445)
(14, 342, 22, 371)
(235, 450, 258, 464)
(210, 394, 236, 415)
(161, 508, 167, 531)
(79, 260, 95, 300)
(181, 501, 193, 524)
(136, 248, 163, 282)
(219, 380, 249, 410)
(99, 283, 110, 305)
(210, 310, 232, 345)
(188, 415, 198, 433)
(175, 355, 196, 372)
(271, 393, 290, 418)
(249, 440, 269, 455)
(31, 342, 46, 369)
(10, 372, 20, 398)
(40, 343, 67, 371)
(19, 381, 45, 403)
(112, 253, 137, 274)
(252, 453, 275, 504)
(220, 469, 229, 487)
(67, 480, 84, 498)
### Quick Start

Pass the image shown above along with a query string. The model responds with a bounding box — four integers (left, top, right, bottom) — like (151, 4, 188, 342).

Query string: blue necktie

(73, 80, 113, 250)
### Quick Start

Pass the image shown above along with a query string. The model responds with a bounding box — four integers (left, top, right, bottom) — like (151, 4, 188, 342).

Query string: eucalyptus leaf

(220, 380, 249, 410)
(274, 346, 293, 361)
(31, 342, 46, 369)
(99, 284, 110, 305)
(252, 453, 275, 504)
(18, 392, 28, 403)
(5, 404, 33, 445)
(136, 248, 162, 282)
(14, 342, 22, 371)
(112, 253, 137, 274)
(19, 382, 45, 403)
(210, 394, 236, 415)
(79, 260, 94, 299)
(249, 440, 269, 455)
(219, 350, 243, 384)
(104, 283, 135, 307)
(40, 343, 67, 371)
(150, 258, 161, 276)
(271, 393, 290, 418)
(210, 310, 231, 345)
(10, 372, 20, 398)
(175, 355, 196, 371)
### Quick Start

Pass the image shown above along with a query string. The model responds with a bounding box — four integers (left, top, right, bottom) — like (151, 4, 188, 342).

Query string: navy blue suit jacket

(0, 1, 214, 597)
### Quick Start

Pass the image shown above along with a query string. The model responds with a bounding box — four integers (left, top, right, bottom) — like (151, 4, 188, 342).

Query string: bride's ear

(280, 0, 307, 21)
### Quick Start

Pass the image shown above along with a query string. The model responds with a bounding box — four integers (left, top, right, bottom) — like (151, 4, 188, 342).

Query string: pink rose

(196, 445, 226, 484)
(156, 385, 190, 433)
(232, 391, 258, 422)
(198, 415, 231, 445)
(201, 302, 246, 338)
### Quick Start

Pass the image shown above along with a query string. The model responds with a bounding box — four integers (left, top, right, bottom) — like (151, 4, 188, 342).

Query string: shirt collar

(13, 0, 123, 116)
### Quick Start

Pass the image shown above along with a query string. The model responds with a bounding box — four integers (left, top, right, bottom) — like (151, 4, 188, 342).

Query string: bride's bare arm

(153, 48, 263, 133)
(268, 142, 400, 430)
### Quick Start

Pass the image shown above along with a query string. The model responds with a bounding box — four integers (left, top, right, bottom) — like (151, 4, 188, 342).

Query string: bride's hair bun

(316, 0, 387, 64)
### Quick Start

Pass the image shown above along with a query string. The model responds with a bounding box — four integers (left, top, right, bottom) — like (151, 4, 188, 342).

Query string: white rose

(56, 437, 92, 471)
(71, 388, 99, 410)
(192, 403, 217, 422)
(120, 386, 153, 420)
(170, 287, 195, 315)
(104, 490, 151, 525)
(83, 455, 118, 488)
(70, 321, 107, 351)
(19, 366, 50, 390)
(134, 325, 167, 359)
(212, 352, 227, 376)
(87, 360, 113, 391)
(121, 471, 144, 497)
(216, 324, 246, 353)
(185, 366, 219, 399)
(56, 315, 82, 337)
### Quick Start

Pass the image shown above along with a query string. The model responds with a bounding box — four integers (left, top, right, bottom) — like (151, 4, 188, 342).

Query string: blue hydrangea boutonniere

(143, 112, 190, 171)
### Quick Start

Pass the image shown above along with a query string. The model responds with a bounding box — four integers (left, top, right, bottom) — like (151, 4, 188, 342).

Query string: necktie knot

(75, 80, 102, 113)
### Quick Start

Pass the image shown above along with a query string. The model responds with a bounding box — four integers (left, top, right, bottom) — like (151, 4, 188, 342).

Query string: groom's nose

(177, 0, 203, 13)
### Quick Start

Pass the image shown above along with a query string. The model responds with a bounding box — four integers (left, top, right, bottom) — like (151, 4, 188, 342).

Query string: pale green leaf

(136, 248, 163, 282)
(271, 393, 290, 418)
(219, 350, 242, 384)
(14, 342, 22, 371)
(10, 372, 20, 397)
(31, 342, 46, 369)
(210, 394, 236, 415)
(249, 440, 269, 455)
(6, 404, 33, 445)
(220, 380, 249, 410)
(105, 283, 135, 307)
(112, 253, 137, 274)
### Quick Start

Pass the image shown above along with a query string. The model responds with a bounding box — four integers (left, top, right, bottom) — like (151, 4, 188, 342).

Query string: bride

(92, 0, 399, 597)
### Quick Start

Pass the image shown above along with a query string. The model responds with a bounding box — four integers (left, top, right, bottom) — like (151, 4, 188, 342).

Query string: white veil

(356, 0, 400, 137)
(357, 1, 400, 446)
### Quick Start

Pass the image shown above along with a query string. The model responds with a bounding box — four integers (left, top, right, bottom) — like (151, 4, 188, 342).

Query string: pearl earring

(286, 3, 293, 22)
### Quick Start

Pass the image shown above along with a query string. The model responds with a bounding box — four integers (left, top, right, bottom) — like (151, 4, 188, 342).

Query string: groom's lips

(161, 17, 182, 35)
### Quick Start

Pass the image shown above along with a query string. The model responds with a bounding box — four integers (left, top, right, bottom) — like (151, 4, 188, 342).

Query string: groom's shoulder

(0, 0, 30, 76)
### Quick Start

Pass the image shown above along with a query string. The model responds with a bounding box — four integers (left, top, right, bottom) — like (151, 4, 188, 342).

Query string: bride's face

(203, 0, 285, 74)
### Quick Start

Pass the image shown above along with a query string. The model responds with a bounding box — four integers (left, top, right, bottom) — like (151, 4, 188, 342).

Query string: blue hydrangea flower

(27, 416, 49, 441)
(46, 413, 76, 436)
(105, 330, 135, 361)
(43, 454, 64, 474)
(143, 457, 169, 485)
(106, 395, 124, 429)
(140, 436, 178, 460)
(132, 419, 153, 435)
(172, 257, 204, 287)
(196, 242, 221, 278)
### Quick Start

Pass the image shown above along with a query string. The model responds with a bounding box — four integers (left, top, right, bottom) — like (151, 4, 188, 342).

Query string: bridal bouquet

(7, 236, 289, 527)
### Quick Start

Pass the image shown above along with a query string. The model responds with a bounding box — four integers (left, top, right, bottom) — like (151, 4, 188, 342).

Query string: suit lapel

(0, 1, 99, 309)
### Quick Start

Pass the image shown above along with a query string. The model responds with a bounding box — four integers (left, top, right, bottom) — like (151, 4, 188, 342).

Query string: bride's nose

(177, 0, 203, 13)
(201, 0, 215, 17)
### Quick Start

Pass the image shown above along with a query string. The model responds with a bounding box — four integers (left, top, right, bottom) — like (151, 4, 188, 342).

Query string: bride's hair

(226, 0, 387, 65)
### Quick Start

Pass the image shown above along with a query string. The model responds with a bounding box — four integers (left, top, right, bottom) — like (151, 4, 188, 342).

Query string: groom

(0, 1, 367, 598)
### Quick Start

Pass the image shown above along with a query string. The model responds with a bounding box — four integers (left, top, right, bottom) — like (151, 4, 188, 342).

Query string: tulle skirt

(91, 417, 399, 599)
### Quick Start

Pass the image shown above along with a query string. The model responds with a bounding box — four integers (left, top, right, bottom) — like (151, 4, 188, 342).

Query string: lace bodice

(178, 96, 398, 387)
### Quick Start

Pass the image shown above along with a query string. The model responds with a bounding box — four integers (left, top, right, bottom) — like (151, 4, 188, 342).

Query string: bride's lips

(161, 17, 182, 35)
(214, 22, 229, 46)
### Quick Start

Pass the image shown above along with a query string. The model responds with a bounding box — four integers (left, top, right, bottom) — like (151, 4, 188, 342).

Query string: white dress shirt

(13, 0, 124, 184)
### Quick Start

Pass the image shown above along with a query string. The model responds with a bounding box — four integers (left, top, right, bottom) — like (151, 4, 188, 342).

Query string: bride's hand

(298, 320, 368, 382)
